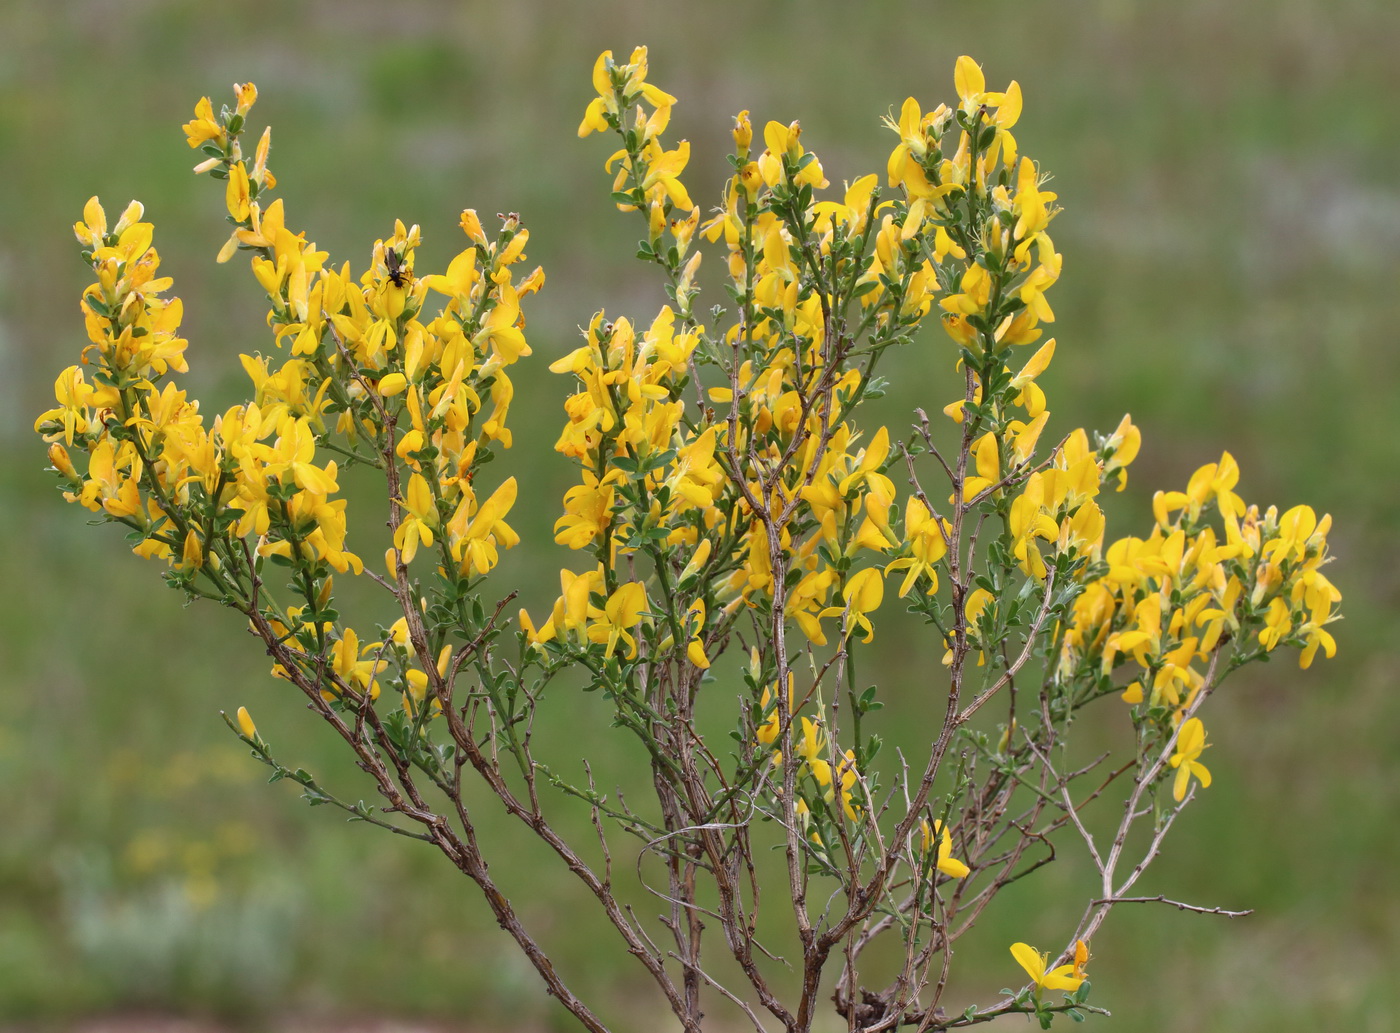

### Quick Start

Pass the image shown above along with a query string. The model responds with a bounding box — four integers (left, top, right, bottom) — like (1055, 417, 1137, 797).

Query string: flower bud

(236, 706, 257, 739)
(459, 209, 487, 244)
(732, 110, 753, 158)
(48, 443, 79, 481)
(235, 81, 258, 116)
(182, 530, 204, 570)
(113, 200, 145, 235)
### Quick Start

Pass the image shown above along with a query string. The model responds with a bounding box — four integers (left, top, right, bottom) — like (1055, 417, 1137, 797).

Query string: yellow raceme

(536, 50, 1342, 826)
(37, 86, 542, 702)
(38, 63, 1339, 746)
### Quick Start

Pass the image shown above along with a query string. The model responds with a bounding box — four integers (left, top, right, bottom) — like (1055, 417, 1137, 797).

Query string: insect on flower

(383, 246, 411, 288)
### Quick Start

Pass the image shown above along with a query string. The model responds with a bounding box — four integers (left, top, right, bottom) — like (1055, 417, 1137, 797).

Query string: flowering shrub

(36, 49, 1341, 1032)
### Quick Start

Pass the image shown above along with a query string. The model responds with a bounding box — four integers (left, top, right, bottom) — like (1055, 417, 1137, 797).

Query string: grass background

(3, 0, 1397, 1029)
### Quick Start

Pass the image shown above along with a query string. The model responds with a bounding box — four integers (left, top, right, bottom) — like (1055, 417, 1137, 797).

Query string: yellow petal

(1010, 942, 1045, 983)
(1041, 964, 1084, 992)
(938, 855, 970, 879)
(954, 56, 986, 101)
(591, 51, 613, 97)
(998, 81, 1023, 128)
(687, 638, 710, 669)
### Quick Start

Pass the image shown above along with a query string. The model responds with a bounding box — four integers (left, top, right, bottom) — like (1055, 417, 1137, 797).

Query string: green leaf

(865, 734, 883, 762)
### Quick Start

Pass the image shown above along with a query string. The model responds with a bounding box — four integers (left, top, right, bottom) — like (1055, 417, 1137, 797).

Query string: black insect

(384, 248, 410, 288)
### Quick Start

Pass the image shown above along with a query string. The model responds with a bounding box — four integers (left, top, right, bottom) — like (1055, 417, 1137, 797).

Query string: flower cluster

(1058, 449, 1339, 799)
(38, 53, 1342, 1033)
(37, 84, 537, 718)
(549, 46, 1341, 1014)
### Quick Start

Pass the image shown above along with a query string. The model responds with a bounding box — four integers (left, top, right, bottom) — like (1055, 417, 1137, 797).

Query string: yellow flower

(377, 372, 408, 397)
(393, 473, 437, 565)
(234, 81, 258, 116)
(1101, 414, 1141, 491)
(817, 567, 884, 643)
(754, 680, 792, 748)
(1297, 611, 1337, 669)
(826, 749, 861, 821)
(554, 472, 617, 549)
(225, 161, 251, 223)
(795, 716, 831, 786)
(1011, 940, 1087, 994)
(919, 820, 970, 879)
(677, 538, 712, 585)
(447, 476, 519, 577)
(235, 707, 258, 740)
(47, 443, 79, 481)
(179, 529, 204, 571)
(1009, 338, 1055, 417)
(182, 96, 224, 150)
(731, 109, 753, 156)
(885, 496, 950, 598)
(1072, 939, 1090, 981)
(588, 581, 648, 658)
(36, 366, 95, 445)
(82, 438, 143, 518)
(1258, 595, 1291, 652)
(578, 47, 676, 141)
(1180, 451, 1245, 522)
(266, 416, 339, 497)
(638, 139, 695, 211)
(473, 283, 531, 363)
(684, 599, 710, 669)
(1169, 717, 1212, 802)
(1263, 504, 1320, 565)
(1007, 474, 1058, 579)
(954, 56, 987, 113)
(957, 431, 1001, 502)
(329, 627, 386, 701)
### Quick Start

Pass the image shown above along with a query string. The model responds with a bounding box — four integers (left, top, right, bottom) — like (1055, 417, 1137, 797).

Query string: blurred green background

(3, 0, 1397, 1030)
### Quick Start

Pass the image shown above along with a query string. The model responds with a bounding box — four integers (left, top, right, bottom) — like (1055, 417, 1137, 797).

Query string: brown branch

(1090, 895, 1252, 918)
